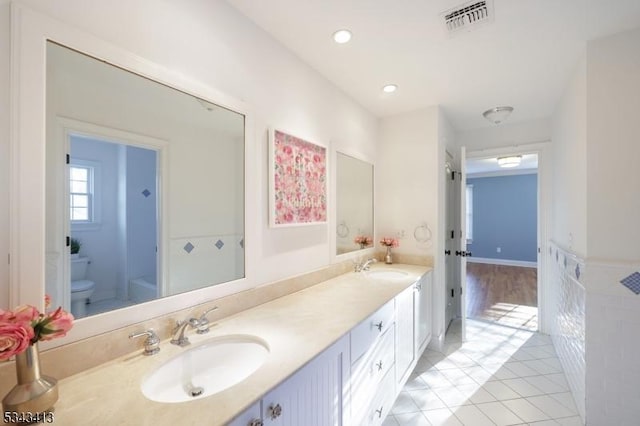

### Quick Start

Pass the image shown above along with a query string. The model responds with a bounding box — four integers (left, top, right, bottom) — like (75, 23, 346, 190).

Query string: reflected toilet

(70, 256, 96, 318)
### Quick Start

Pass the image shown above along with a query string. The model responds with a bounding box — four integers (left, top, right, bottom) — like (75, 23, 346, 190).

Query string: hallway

(466, 264, 538, 332)
(385, 319, 582, 425)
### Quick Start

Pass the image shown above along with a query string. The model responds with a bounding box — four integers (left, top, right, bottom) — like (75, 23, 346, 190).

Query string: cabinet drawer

(350, 299, 395, 363)
(350, 326, 395, 417)
(367, 365, 396, 426)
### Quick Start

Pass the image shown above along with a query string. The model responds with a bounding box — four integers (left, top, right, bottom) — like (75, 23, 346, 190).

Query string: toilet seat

(71, 279, 94, 292)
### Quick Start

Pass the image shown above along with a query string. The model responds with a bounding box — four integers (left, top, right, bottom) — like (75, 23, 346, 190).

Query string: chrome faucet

(129, 329, 160, 355)
(355, 258, 377, 272)
(170, 306, 219, 346)
(170, 318, 199, 346)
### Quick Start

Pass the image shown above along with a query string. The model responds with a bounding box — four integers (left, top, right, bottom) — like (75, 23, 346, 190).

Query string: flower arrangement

(379, 237, 400, 248)
(354, 235, 373, 248)
(0, 296, 74, 361)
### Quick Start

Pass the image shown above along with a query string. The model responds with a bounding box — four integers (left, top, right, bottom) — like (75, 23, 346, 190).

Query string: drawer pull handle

(376, 360, 383, 371)
(375, 406, 384, 419)
(248, 420, 264, 426)
(374, 321, 383, 332)
(268, 403, 282, 420)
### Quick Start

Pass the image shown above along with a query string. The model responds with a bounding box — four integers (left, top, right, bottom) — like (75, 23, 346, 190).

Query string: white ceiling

(466, 153, 538, 176)
(225, 0, 640, 131)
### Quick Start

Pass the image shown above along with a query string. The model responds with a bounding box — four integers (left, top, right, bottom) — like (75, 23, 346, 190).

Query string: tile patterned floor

(384, 320, 583, 426)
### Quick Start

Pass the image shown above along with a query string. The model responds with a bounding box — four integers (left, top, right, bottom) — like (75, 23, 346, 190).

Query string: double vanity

(52, 263, 432, 425)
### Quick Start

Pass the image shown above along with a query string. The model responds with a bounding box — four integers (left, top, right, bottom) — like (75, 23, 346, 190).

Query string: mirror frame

(10, 4, 256, 348)
(331, 148, 375, 262)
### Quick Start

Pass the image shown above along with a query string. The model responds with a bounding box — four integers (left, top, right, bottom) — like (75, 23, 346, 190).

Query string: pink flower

(12, 305, 41, 325)
(380, 237, 400, 248)
(0, 322, 34, 361)
(37, 307, 74, 341)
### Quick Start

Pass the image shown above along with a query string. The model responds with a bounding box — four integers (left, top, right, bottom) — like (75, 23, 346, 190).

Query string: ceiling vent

(442, 0, 494, 36)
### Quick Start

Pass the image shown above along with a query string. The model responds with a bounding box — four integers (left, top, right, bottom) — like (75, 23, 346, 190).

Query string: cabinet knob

(268, 403, 282, 420)
(375, 406, 384, 419)
(248, 420, 264, 426)
(414, 283, 422, 291)
(376, 360, 383, 371)
(374, 321, 383, 332)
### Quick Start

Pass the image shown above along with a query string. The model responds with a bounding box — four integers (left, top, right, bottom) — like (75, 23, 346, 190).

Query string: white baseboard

(467, 257, 538, 268)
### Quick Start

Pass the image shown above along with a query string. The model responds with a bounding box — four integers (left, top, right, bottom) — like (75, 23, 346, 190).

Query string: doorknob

(445, 250, 451, 255)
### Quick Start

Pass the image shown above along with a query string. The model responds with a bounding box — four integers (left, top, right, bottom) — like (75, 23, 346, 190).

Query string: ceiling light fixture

(482, 106, 514, 125)
(332, 29, 352, 44)
(497, 155, 522, 168)
(382, 84, 398, 93)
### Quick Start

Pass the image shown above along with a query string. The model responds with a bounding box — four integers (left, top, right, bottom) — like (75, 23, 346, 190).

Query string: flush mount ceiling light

(497, 155, 522, 168)
(382, 84, 398, 93)
(332, 29, 352, 44)
(482, 106, 514, 124)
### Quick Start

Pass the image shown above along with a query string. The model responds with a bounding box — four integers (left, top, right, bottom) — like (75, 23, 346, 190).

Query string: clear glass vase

(385, 246, 393, 264)
(2, 343, 58, 415)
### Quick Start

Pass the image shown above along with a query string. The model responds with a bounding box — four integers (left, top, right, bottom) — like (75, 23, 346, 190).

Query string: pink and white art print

(269, 129, 327, 227)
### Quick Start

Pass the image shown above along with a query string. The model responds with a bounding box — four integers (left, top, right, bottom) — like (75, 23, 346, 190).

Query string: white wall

(583, 26, 640, 425)
(548, 56, 588, 423)
(377, 107, 438, 258)
(0, 3, 10, 309)
(457, 117, 552, 152)
(1, 0, 378, 310)
(550, 58, 587, 256)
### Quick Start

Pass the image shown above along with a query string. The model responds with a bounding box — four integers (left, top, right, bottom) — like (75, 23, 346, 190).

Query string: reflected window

(466, 184, 473, 242)
(70, 160, 99, 224)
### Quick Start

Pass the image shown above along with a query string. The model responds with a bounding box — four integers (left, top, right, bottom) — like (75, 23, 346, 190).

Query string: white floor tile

(408, 389, 447, 411)
(482, 381, 521, 401)
(525, 359, 562, 375)
(523, 375, 566, 394)
(422, 408, 463, 426)
(548, 392, 579, 415)
(450, 404, 495, 426)
(504, 361, 541, 377)
(502, 398, 551, 423)
(391, 391, 421, 414)
(382, 415, 401, 426)
(554, 415, 584, 425)
(394, 411, 432, 426)
(526, 395, 576, 418)
(404, 375, 430, 391)
(432, 386, 473, 407)
(528, 420, 560, 425)
(420, 370, 455, 389)
(544, 373, 570, 390)
(455, 383, 497, 404)
(502, 377, 546, 397)
(461, 365, 493, 385)
(439, 368, 477, 386)
(476, 401, 525, 426)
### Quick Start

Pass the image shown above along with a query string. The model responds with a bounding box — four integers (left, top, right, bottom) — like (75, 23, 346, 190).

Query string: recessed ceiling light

(382, 84, 398, 93)
(332, 29, 352, 44)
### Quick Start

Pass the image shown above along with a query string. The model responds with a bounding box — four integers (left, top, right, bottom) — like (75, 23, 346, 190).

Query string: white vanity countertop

(54, 263, 430, 425)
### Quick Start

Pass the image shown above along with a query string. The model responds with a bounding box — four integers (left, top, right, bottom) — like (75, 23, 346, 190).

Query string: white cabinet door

(395, 285, 415, 385)
(415, 271, 433, 356)
(228, 401, 263, 426)
(262, 335, 348, 426)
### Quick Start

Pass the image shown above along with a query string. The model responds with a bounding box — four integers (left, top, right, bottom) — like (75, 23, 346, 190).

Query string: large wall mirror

(44, 42, 245, 319)
(336, 153, 374, 255)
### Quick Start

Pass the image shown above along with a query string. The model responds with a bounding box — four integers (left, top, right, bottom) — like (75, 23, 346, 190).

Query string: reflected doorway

(68, 134, 159, 318)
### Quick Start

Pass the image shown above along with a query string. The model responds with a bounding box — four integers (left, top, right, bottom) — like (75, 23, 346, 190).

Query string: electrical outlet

(496, 247, 501, 253)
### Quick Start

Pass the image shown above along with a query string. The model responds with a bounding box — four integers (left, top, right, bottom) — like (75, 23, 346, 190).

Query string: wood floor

(466, 263, 538, 331)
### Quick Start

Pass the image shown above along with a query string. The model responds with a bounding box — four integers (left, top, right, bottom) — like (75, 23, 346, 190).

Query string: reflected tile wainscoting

(384, 319, 582, 426)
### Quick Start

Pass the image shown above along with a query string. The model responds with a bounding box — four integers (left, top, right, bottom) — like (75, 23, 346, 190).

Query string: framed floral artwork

(269, 129, 327, 227)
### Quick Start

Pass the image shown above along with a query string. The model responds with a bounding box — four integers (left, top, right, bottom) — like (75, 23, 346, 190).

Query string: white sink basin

(366, 270, 410, 280)
(141, 335, 269, 403)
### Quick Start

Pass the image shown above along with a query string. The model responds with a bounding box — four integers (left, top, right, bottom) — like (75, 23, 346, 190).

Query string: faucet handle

(195, 306, 219, 334)
(129, 329, 160, 356)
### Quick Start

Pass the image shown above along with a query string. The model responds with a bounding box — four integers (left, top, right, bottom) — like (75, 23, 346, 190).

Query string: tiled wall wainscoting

(548, 242, 586, 422)
(584, 260, 640, 425)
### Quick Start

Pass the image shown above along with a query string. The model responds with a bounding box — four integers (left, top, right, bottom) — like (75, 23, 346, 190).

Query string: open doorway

(464, 153, 539, 331)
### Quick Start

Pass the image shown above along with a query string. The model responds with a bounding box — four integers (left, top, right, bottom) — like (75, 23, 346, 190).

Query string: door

(459, 146, 468, 340)
(444, 162, 456, 331)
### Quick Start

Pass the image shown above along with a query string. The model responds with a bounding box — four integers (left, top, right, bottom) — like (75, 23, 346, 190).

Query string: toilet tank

(70, 257, 90, 281)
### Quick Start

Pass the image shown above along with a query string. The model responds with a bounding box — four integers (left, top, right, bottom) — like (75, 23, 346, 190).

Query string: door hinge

(66, 154, 70, 164)
(451, 288, 454, 298)
(451, 171, 456, 180)
(66, 236, 70, 247)
(460, 286, 463, 295)
(450, 230, 454, 239)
